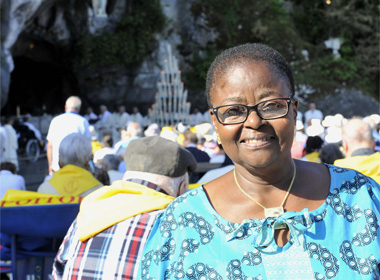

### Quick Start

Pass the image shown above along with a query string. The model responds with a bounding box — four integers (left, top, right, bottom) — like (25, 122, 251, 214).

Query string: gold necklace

(234, 160, 296, 218)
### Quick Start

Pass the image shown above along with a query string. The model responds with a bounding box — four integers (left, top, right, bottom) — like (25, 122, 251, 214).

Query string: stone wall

(0, 0, 216, 115)
(1, 0, 377, 117)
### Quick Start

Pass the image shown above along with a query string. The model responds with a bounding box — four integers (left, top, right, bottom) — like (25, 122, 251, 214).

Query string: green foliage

(74, 0, 165, 69)
(183, 49, 219, 91)
(292, 0, 379, 98)
(190, 0, 302, 54)
(185, 0, 305, 92)
(186, 0, 378, 101)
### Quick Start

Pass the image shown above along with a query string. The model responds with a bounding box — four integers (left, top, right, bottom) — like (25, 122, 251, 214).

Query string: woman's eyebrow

(257, 91, 277, 100)
(217, 91, 279, 105)
(219, 96, 245, 105)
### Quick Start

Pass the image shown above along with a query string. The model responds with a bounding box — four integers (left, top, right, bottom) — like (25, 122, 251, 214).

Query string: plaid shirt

(53, 179, 164, 280)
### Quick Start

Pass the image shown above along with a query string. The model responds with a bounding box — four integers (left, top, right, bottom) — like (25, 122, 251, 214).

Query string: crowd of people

(0, 43, 379, 279)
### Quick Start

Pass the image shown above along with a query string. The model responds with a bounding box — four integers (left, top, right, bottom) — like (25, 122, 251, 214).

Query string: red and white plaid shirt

(53, 179, 165, 280)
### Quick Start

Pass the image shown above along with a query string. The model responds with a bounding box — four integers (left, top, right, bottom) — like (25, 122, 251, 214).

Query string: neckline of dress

(198, 163, 333, 226)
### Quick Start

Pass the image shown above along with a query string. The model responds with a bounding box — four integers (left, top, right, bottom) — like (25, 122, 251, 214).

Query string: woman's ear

(292, 99, 299, 122)
(178, 173, 190, 196)
(342, 139, 349, 155)
(210, 108, 219, 133)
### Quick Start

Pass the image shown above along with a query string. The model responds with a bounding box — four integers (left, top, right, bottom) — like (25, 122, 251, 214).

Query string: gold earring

(216, 133, 222, 145)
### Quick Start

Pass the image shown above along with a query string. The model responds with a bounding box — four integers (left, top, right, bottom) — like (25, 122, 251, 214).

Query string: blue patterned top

(139, 165, 380, 279)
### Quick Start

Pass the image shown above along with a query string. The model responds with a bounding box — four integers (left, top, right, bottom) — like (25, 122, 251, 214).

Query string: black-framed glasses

(212, 98, 292, 125)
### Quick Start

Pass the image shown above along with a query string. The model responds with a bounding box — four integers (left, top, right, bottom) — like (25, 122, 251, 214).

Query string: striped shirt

(53, 180, 164, 280)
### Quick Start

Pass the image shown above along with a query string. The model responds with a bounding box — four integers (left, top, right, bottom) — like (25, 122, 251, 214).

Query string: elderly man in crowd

(114, 122, 143, 172)
(97, 104, 113, 139)
(3, 116, 19, 169)
(304, 102, 323, 129)
(112, 105, 130, 142)
(38, 133, 102, 196)
(53, 136, 197, 279)
(183, 130, 210, 162)
(334, 117, 380, 183)
(46, 96, 91, 174)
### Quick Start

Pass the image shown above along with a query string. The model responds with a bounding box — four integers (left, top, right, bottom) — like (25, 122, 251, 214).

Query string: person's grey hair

(342, 118, 374, 143)
(102, 154, 120, 170)
(65, 96, 82, 112)
(59, 133, 92, 167)
(127, 122, 143, 137)
(123, 171, 189, 197)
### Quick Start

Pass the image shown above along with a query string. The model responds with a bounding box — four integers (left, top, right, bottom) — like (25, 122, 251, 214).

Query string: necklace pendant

(274, 223, 287, 230)
(265, 207, 284, 218)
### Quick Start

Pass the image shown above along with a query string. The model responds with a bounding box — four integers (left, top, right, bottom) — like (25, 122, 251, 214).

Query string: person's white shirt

(113, 112, 130, 129)
(131, 112, 144, 127)
(0, 170, 26, 200)
(297, 111, 303, 122)
(112, 112, 130, 142)
(47, 112, 91, 172)
(0, 125, 8, 163)
(99, 110, 112, 124)
(4, 124, 19, 169)
(304, 109, 323, 129)
(203, 112, 212, 124)
(190, 112, 204, 126)
(97, 110, 114, 139)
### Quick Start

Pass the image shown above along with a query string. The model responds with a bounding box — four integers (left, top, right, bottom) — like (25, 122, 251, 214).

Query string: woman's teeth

(245, 137, 271, 143)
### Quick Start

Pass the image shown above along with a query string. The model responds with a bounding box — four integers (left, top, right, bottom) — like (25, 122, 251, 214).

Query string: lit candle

(164, 59, 169, 74)
(160, 71, 165, 84)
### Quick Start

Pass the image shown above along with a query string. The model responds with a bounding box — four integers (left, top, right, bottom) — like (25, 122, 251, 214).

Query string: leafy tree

(74, 0, 165, 69)
(185, 0, 378, 104)
(291, 0, 378, 99)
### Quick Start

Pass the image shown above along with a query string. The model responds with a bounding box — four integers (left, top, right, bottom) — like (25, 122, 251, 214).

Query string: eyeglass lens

(217, 99, 289, 124)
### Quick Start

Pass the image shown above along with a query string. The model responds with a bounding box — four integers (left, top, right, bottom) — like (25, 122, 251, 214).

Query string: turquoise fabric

(138, 165, 380, 279)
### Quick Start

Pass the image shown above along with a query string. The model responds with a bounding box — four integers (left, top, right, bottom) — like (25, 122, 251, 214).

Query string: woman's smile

(240, 134, 275, 148)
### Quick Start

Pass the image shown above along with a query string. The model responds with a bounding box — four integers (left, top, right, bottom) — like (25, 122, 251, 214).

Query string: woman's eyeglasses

(212, 97, 292, 125)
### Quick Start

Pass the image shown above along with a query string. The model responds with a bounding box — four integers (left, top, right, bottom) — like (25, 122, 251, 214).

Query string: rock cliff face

(1, 0, 215, 115)
(2, 0, 378, 118)
(1, 0, 43, 109)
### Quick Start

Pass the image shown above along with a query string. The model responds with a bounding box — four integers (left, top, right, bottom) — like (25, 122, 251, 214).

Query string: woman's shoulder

(326, 164, 378, 184)
(154, 187, 218, 240)
(297, 160, 378, 188)
(324, 164, 380, 207)
(161, 187, 208, 217)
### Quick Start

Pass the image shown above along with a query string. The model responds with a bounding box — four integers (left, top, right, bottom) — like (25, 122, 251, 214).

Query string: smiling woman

(138, 43, 380, 279)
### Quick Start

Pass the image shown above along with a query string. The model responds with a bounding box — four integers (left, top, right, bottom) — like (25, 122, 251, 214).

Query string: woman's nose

(244, 109, 265, 129)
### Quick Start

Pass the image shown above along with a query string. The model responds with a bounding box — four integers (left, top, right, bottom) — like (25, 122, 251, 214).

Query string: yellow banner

(189, 183, 203, 189)
(1, 189, 83, 207)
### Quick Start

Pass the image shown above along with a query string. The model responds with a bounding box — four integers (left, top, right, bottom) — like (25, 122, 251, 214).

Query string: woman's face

(209, 61, 298, 170)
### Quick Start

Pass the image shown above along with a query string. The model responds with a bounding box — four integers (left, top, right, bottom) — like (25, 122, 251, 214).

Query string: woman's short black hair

(305, 136, 324, 154)
(205, 43, 295, 108)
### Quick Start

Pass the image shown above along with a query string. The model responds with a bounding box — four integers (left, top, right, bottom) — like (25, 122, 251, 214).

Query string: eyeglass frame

(212, 97, 293, 125)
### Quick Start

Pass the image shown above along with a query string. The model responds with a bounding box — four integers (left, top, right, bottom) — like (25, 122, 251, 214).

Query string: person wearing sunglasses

(139, 43, 380, 279)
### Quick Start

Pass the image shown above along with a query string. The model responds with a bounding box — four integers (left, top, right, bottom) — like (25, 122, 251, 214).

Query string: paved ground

(18, 154, 48, 192)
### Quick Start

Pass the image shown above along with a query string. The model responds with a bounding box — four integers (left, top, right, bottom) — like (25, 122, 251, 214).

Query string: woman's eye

(226, 107, 245, 116)
(262, 102, 282, 110)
